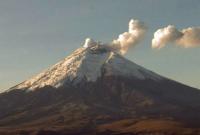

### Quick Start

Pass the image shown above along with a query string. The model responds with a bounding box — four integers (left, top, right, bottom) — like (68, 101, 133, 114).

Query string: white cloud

(112, 19, 147, 54)
(152, 25, 200, 49)
(83, 19, 147, 55)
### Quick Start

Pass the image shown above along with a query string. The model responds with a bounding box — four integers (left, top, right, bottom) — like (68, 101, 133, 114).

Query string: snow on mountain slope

(11, 44, 163, 91)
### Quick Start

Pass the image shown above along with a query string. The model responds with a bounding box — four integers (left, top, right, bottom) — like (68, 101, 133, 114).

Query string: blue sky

(0, 0, 200, 91)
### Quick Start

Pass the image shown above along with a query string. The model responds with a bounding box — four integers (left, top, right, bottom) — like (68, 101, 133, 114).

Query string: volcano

(0, 44, 200, 135)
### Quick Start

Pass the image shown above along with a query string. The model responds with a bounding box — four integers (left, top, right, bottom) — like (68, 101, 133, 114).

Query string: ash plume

(111, 19, 147, 54)
(83, 38, 97, 48)
(83, 19, 147, 55)
(152, 25, 200, 49)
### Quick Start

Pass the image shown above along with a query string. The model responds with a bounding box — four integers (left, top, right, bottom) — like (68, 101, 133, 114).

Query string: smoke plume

(83, 38, 97, 48)
(111, 19, 147, 54)
(83, 19, 147, 55)
(152, 25, 200, 49)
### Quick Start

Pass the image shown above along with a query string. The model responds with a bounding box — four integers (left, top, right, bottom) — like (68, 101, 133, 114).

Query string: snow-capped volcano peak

(12, 44, 162, 91)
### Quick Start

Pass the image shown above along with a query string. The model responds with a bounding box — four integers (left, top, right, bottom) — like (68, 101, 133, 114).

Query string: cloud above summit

(83, 19, 200, 53)
(111, 19, 147, 54)
(152, 25, 200, 49)
(83, 19, 147, 55)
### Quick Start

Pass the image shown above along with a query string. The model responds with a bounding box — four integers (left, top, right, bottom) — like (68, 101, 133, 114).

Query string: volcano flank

(1, 44, 200, 135)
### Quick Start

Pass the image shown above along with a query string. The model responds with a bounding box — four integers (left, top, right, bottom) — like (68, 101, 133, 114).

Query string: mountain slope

(11, 45, 162, 91)
(1, 44, 200, 135)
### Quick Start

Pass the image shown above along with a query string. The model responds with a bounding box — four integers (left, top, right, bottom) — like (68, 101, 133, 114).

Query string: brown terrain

(0, 46, 200, 135)
(0, 76, 200, 135)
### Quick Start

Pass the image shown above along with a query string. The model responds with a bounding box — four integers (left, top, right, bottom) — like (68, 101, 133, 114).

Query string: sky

(0, 0, 200, 92)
